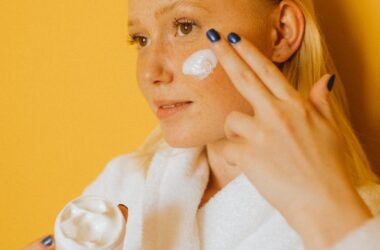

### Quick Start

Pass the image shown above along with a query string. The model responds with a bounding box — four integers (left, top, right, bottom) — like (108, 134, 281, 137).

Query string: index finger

(206, 28, 277, 114)
(227, 32, 300, 101)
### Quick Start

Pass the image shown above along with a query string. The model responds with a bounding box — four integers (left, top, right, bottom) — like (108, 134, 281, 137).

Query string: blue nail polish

(227, 32, 241, 44)
(327, 74, 336, 92)
(41, 235, 53, 247)
(206, 29, 221, 43)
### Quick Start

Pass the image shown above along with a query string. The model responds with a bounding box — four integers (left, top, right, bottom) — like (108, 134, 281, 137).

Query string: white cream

(54, 196, 126, 250)
(182, 49, 218, 80)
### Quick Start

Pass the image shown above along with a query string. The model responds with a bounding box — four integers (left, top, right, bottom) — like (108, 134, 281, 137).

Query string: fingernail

(327, 74, 336, 92)
(41, 235, 53, 247)
(118, 203, 128, 209)
(118, 203, 129, 221)
(206, 28, 221, 43)
(227, 32, 241, 44)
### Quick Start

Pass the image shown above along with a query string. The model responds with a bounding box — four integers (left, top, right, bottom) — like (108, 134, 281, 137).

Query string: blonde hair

(133, 0, 379, 186)
(280, 0, 379, 186)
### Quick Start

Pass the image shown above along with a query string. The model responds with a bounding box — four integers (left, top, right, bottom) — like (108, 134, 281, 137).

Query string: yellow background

(0, 1, 379, 249)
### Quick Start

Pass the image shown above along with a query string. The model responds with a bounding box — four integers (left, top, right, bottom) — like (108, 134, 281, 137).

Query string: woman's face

(128, 0, 275, 147)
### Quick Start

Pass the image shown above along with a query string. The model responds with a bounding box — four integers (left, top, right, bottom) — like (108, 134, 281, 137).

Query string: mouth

(154, 100, 194, 120)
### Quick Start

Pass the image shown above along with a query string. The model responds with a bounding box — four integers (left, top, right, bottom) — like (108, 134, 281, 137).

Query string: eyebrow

(128, 0, 210, 28)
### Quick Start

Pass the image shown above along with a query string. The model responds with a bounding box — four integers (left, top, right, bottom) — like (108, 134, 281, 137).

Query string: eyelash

(173, 17, 198, 31)
(127, 17, 199, 47)
(127, 34, 144, 46)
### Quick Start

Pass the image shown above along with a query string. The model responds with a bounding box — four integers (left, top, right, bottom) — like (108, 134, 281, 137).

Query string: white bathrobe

(82, 127, 380, 250)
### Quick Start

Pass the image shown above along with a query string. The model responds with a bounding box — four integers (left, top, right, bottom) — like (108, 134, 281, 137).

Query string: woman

(25, 0, 380, 249)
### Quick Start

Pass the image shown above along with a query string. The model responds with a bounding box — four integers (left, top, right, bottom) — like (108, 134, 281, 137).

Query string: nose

(140, 45, 174, 85)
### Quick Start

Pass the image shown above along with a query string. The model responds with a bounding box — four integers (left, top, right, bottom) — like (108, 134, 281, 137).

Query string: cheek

(136, 69, 147, 98)
(195, 68, 253, 130)
(182, 49, 218, 80)
(134, 45, 254, 147)
(136, 58, 145, 88)
(207, 65, 253, 112)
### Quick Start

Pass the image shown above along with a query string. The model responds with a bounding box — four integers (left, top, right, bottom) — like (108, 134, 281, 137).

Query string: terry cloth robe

(82, 126, 380, 250)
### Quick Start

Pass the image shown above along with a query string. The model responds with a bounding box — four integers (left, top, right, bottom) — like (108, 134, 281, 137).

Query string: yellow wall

(0, 1, 157, 248)
(0, 1, 379, 249)
(314, 0, 380, 177)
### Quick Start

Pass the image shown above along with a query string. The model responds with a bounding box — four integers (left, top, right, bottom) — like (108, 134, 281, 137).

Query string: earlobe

(270, 0, 305, 63)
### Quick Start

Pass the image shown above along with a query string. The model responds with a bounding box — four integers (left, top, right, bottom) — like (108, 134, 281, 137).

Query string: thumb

(23, 235, 55, 250)
(308, 74, 336, 124)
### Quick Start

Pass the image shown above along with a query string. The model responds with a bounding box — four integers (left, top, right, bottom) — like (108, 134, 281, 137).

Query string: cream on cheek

(182, 49, 218, 80)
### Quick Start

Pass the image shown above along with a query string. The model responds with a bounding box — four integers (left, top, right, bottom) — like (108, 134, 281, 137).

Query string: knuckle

(224, 121, 237, 139)
(272, 107, 294, 132)
(259, 64, 275, 78)
(239, 69, 256, 83)
(222, 144, 234, 163)
(271, 105, 286, 121)
(291, 95, 305, 108)
(225, 111, 239, 124)
(280, 116, 293, 132)
(224, 115, 233, 129)
(295, 99, 309, 118)
(287, 97, 312, 121)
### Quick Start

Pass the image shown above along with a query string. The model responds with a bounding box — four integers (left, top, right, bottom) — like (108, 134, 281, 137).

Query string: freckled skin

(23, 2, 375, 249)
(129, 0, 275, 148)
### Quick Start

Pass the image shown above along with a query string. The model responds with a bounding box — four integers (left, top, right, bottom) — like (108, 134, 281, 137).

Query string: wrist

(287, 188, 373, 250)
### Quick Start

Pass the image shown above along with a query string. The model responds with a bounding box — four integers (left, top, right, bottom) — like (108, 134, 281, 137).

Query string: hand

(23, 204, 129, 250)
(206, 29, 373, 249)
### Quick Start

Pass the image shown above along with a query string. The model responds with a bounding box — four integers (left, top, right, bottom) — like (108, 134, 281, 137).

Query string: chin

(163, 132, 201, 148)
(161, 127, 223, 149)
(165, 140, 197, 148)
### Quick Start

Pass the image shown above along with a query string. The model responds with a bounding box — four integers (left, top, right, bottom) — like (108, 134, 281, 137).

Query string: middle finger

(227, 32, 300, 101)
(206, 28, 277, 116)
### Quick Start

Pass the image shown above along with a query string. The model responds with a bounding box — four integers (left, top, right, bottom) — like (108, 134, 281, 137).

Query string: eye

(178, 23, 193, 36)
(128, 34, 150, 48)
(174, 18, 198, 37)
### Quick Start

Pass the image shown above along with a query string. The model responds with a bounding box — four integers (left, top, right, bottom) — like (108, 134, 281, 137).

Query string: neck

(206, 138, 242, 190)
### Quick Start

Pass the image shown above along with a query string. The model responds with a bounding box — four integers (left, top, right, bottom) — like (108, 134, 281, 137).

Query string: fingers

(23, 235, 55, 250)
(224, 111, 257, 141)
(219, 139, 246, 167)
(23, 205, 128, 250)
(206, 29, 276, 115)
(118, 203, 129, 221)
(227, 32, 300, 101)
(308, 74, 336, 125)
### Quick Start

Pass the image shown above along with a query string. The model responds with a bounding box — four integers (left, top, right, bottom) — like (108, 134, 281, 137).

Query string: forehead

(128, 0, 210, 26)
(129, 0, 206, 12)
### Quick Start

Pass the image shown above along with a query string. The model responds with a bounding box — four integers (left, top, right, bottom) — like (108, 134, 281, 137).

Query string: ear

(269, 0, 305, 63)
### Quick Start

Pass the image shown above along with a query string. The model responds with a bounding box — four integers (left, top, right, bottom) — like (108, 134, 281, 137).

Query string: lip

(154, 99, 193, 120)
(154, 99, 193, 108)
